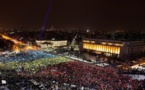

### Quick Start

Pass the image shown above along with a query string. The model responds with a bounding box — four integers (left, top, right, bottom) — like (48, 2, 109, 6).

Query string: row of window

(83, 43, 120, 54)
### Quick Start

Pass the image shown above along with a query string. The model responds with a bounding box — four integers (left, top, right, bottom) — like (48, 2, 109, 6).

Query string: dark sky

(0, 0, 145, 31)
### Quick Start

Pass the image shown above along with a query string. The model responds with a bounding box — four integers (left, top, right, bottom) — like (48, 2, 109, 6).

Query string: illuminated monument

(80, 38, 145, 60)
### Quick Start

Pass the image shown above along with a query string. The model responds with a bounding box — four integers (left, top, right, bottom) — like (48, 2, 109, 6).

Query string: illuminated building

(36, 40, 67, 49)
(80, 38, 145, 60)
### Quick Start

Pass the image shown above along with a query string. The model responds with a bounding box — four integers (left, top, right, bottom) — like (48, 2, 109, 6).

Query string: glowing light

(86, 29, 90, 32)
(102, 42, 106, 44)
(108, 43, 113, 45)
(1, 34, 24, 45)
(90, 41, 95, 43)
(12, 45, 20, 53)
(83, 43, 120, 54)
(0, 34, 39, 52)
(83, 40, 90, 43)
(23, 45, 38, 51)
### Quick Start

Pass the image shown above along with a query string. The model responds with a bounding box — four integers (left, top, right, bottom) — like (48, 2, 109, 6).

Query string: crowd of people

(0, 49, 145, 89)
(17, 61, 145, 90)
(0, 50, 55, 63)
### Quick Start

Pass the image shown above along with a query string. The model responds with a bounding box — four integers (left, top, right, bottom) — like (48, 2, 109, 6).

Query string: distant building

(36, 40, 67, 49)
(80, 38, 145, 60)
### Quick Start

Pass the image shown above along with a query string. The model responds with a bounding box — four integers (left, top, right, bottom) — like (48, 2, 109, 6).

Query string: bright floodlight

(1, 80, 6, 84)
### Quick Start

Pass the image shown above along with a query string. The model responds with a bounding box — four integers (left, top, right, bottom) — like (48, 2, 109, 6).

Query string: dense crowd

(0, 50, 55, 63)
(17, 61, 145, 90)
(0, 50, 145, 89)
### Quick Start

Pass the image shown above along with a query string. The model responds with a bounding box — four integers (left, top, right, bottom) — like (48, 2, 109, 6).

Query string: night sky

(0, 0, 145, 31)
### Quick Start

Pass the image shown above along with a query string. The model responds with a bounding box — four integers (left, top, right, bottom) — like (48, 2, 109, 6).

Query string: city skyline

(0, 0, 145, 31)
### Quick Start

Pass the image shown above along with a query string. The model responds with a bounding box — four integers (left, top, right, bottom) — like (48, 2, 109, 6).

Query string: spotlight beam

(39, 0, 54, 40)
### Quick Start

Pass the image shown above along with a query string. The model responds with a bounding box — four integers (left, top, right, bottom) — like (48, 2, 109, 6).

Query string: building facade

(36, 40, 67, 49)
(80, 38, 145, 60)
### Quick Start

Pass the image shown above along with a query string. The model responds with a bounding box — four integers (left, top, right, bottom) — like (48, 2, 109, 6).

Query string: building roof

(84, 38, 144, 43)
